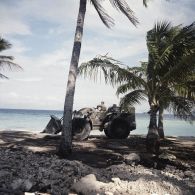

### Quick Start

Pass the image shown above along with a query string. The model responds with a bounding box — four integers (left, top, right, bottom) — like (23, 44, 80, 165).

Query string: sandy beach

(0, 130, 195, 195)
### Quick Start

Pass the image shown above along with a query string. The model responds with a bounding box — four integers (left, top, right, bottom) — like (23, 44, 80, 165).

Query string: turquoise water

(0, 109, 194, 136)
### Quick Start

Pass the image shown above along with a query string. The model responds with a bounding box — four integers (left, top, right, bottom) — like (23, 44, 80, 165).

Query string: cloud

(14, 78, 42, 82)
(9, 92, 19, 98)
(0, 0, 194, 112)
(0, 4, 31, 35)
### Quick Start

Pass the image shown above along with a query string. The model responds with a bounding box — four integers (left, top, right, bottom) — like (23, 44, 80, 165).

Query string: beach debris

(123, 153, 141, 165)
(159, 152, 177, 161)
(71, 174, 107, 194)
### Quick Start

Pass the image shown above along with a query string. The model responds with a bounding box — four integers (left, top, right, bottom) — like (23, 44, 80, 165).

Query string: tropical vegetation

(0, 37, 21, 79)
(59, 0, 152, 156)
(78, 21, 195, 151)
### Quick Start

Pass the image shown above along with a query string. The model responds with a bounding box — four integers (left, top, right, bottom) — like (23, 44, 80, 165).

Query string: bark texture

(158, 106, 165, 139)
(59, 0, 87, 156)
(146, 105, 160, 154)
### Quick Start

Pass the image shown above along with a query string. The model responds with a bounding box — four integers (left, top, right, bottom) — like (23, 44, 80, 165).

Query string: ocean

(0, 108, 194, 136)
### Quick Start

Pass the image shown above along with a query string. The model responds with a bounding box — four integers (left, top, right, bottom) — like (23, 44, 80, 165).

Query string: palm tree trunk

(58, 0, 87, 156)
(158, 106, 165, 139)
(146, 105, 160, 154)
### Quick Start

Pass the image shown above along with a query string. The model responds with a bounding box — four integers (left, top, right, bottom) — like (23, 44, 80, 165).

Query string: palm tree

(146, 21, 195, 138)
(59, 0, 150, 156)
(0, 37, 21, 79)
(157, 73, 195, 139)
(78, 21, 195, 153)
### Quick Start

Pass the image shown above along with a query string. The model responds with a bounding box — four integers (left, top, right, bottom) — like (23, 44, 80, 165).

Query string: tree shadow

(0, 131, 195, 169)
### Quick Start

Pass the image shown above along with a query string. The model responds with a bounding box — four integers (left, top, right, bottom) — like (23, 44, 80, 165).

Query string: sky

(0, 0, 194, 112)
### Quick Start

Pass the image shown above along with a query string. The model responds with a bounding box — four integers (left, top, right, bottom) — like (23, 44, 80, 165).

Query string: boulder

(71, 174, 107, 195)
(11, 179, 33, 191)
(159, 152, 176, 161)
(124, 153, 141, 165)
(11, 179, 23, 190)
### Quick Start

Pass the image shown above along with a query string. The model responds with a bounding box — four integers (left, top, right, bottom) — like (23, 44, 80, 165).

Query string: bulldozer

(42, 104, 136, 140)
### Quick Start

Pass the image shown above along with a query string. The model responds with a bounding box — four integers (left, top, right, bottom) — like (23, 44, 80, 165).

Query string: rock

(71, 174, 106, 195)
(1, 134, 195, 195)
(180, 162, 191, 169)
(105, 192, 113, 195)
(11, 179, 33, 191)
(0, 170, 10, 177)
(111, 178, 121, 184)
(139, 153, 156, 168)
(11, 179, 23, 190)
(159, 152, 176, 161)
(184, 171, 195, 178)
(124, 153, 140, 165)
(24, 193, 50, 195)
(23, 179, 33, 191)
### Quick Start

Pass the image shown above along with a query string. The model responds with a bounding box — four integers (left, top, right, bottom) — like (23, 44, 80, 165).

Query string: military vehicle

(43, 104, 136, 140)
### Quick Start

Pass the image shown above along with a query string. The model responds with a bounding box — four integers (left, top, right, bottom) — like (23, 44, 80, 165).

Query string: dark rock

(184, 171, 195, 178)
(11, 179, 33, 191)
(0, 171, 11, 178)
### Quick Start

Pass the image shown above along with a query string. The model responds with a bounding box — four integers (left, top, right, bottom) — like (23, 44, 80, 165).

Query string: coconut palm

(146, 21, 195, 138)
(59, 0, 151, 156)
(78, 21, 195, 152)
(0, 37, 21, 79)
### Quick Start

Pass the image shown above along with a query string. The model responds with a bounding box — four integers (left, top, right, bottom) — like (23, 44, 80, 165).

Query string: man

(96, 101, 107, 112)
(99, 104, 118, 131)
(107, 104, 118, 113)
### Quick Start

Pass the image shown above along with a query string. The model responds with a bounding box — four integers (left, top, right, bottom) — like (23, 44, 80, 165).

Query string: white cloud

(15, 78, 42, 82)
(0, 4, 31, 35)
(9, 92, 19, 98)
(0, 0, 194, 112)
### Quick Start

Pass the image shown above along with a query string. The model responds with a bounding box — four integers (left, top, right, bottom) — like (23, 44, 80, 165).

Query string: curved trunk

(58, 0, 87, 156)
(158, 106, 165, 139)
(146, 105, 160, 154)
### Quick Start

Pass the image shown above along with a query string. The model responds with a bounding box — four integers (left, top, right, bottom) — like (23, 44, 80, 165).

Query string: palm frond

(0, 37, 22, 79)
(154, 21, 172, 35)
(0, 60, 22, 71)
(109, 0, 138, 26)
(0, 37, 11, 52)
(127, 62, 147, 78)
(79, 55, 145, 86)
(168, 96, 194, 121)
(146, 21, 182, 72)
(116, 80, 144, 95)
(0, 55, 14, 61)
(162, 53, 195, 84)
(172, 77, 195, 102)
(157, 86, 194, 120)
(120, 90, 147, 109)
(0, 73, 8, 79)
(90, 0, 114, 28)
(143, 0, 151, 7)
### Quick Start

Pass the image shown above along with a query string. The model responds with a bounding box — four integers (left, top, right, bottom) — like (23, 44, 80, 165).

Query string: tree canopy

(78, 21, 195, 142)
